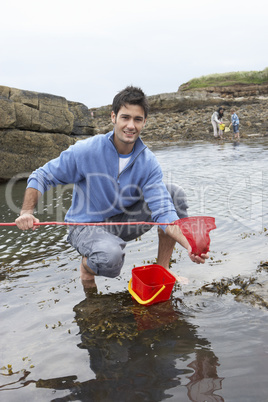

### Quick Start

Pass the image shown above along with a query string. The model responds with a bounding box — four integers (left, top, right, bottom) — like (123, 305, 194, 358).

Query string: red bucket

(128, 264, 176, 305)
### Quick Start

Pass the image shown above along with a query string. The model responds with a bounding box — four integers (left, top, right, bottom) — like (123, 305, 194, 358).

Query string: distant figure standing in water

(230, 108, 240, 140)
(211, 107, 224, 139)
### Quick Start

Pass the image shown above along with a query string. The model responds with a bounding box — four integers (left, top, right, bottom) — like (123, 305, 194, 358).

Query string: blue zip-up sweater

(27, 131, 178, 229)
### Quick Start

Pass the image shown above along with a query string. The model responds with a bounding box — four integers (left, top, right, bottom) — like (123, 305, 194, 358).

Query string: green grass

(180, 67, 268, 90)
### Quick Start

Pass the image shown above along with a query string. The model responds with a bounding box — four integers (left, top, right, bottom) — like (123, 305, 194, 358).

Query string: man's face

(111, 103, 146, 154)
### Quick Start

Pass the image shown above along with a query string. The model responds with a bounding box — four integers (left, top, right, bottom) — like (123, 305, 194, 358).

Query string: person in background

(211, 107, 224, 139)
(15, 86, 208, 288)
(230, 108, 240, 140)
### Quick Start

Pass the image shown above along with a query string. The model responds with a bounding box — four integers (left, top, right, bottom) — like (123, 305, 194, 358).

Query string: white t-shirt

(118, 150, 134, 173)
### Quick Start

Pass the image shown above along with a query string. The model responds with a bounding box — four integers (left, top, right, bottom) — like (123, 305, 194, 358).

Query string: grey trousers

(67, 184, 188, 278)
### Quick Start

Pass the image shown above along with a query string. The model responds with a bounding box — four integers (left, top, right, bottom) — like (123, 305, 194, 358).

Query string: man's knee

(165, 183, 188, 219)
(86, 239, 125, 278)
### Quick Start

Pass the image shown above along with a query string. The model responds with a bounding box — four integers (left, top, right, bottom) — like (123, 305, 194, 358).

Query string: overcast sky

(1, 0, 267, 108)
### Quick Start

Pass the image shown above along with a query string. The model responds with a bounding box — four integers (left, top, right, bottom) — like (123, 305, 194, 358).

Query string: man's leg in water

(156, 183, 188, 268)
(80, 257, 96, 288)
(68, 226, 126, 289)
(157, 227, 176, 269)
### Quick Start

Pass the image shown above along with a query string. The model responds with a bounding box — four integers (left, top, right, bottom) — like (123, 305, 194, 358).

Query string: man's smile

(123, 130, 135, 135)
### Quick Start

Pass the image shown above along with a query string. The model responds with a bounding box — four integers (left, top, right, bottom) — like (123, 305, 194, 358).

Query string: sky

(1, 0, 267, 108)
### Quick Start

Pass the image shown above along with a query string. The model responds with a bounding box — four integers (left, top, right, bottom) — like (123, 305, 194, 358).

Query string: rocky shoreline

(1, 83, 268, 180)
(90, 84, 268, 141)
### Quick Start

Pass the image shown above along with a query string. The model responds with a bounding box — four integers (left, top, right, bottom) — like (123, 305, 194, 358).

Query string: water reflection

(25, 292, 224, 401)
(2, 139, 268, 401)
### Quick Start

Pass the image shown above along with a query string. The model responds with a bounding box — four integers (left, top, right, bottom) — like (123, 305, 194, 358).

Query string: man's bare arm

(165, 224, 209, 264)
(15, 188, 42, 230)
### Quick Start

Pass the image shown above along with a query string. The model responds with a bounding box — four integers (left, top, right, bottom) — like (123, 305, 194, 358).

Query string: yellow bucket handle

(128, 278, 165, 305)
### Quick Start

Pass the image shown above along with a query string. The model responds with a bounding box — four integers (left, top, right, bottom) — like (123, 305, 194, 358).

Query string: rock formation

(90, 84, 268, 141)
(0, 86, 94, 181)
(1, 82, 268, 181)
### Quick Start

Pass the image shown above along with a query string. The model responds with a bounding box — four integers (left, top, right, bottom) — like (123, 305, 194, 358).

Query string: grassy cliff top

(180, 67, 268, 91)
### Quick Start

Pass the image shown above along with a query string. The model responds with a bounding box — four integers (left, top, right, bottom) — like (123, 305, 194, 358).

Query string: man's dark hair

(112, 86, 149, 118)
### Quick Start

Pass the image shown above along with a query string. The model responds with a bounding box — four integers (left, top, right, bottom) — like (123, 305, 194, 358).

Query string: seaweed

(184, 273, 268, 310)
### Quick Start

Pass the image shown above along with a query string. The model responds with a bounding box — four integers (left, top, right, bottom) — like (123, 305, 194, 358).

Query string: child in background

(230, 108, 240, 140)
(211, 107, 224, 139)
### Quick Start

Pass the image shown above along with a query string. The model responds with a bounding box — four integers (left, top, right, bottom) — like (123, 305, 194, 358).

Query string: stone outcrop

(179, 82, 268, 97)
(0, 130, 75, 180)
(1, 82, 268, 181)
(0, 86, 94, 180)
(90, 85, 268, 141)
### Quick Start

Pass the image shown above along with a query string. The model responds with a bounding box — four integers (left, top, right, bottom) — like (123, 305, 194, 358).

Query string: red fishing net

(176, 216, 216, 256)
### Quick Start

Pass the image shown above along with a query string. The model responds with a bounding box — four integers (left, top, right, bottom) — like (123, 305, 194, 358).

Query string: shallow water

(1, 138, 268, 401)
